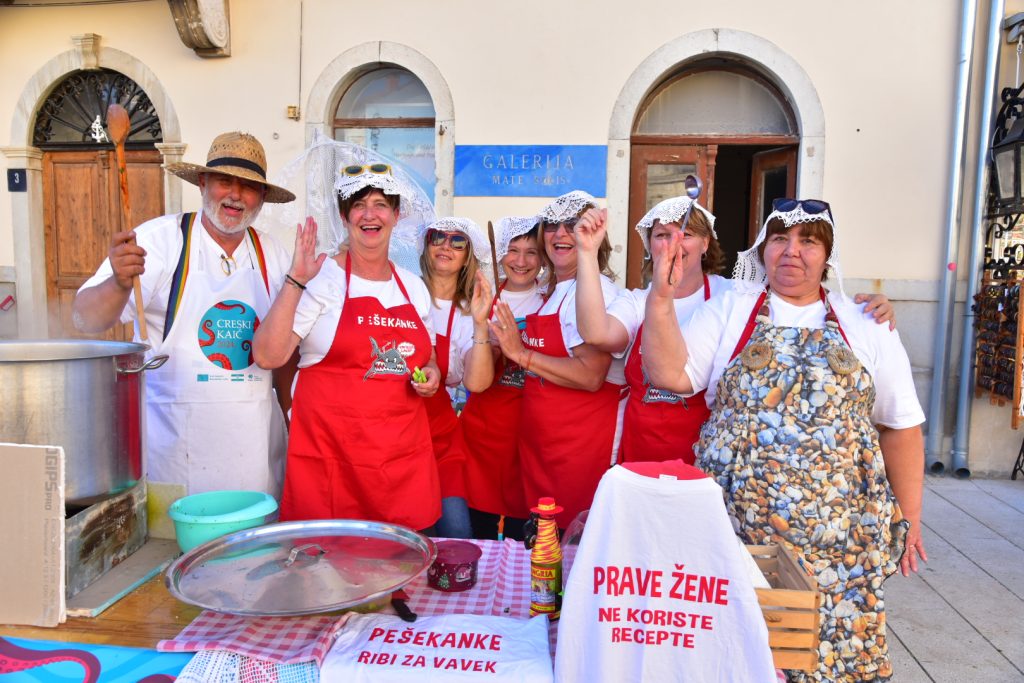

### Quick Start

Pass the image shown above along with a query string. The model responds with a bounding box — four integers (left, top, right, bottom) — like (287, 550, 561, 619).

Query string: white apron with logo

(555, 466, 775, 683)
(145, 223, 285, 496)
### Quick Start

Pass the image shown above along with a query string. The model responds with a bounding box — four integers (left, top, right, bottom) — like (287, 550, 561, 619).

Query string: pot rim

(0, 339, 149, 362)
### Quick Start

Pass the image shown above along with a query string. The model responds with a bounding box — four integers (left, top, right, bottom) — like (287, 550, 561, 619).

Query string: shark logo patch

(364, 336, 411, 380)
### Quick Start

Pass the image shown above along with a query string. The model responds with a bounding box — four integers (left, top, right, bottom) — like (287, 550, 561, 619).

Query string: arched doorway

(332, 66, 437, 203)
(34, 68, 165, 339)
(626, 59, 800, 288)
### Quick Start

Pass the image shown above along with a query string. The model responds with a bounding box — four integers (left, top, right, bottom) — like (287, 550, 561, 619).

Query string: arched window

(33, 68, 161, 148)
(333, 67, 437, 201)
(635, 67, 796, 137)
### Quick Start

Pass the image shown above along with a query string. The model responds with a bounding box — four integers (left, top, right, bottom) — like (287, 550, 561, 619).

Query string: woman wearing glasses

(642, 199, 926, 682)
(490, 191, 624, 529)
(462, 216, 547, 539)
(253, 164, 443, 531)
(417, 217, 494, 538)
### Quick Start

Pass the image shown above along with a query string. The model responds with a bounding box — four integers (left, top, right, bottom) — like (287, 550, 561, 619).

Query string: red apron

(462, 283, 532, 518)
(280, 254, 439, 530)
(423, 300, 470, 499)
(619, 275, 712, 465)
(519, 286, 621, 528)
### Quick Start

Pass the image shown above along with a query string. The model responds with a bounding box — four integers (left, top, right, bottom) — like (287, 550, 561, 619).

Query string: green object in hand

(412, 366, 428, 383)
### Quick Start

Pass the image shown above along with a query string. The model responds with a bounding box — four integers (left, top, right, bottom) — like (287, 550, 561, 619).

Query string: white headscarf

(537, 190, 598, 224)
(635, 195, 717, 254)
(419, 217, 491, 265)
(732, 201, 846, 300)
(495, 215, 540, 263)
(257, 130, 435, 274)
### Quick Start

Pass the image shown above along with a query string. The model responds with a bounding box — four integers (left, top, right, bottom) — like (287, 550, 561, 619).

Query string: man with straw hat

(74, 132, 295, 498)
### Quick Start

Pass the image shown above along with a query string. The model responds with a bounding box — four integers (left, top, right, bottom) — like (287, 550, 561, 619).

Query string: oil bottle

(528, 497, 563, 619)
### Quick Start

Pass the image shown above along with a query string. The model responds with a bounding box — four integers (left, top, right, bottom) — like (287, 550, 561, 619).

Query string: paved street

(886, 475, 1024, 681)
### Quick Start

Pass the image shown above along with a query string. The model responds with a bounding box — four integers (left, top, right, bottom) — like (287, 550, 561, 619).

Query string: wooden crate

(747, 544, 822, 672)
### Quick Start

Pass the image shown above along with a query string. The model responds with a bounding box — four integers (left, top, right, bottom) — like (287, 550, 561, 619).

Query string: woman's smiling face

(543, 221, 578, 280)
(502, 234, 542, 289)
(427, 230, 469, 277)
(342, 189, 399, 253)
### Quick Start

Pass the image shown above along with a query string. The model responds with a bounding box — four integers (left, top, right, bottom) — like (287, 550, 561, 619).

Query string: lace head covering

(419, 217, 491, 265)
(495, 215, 540, 263)
(536, 190, 598, 225)
(634, 195, 717, 254)
(732, 200, 846, 300)
(257, 130, 435, 274)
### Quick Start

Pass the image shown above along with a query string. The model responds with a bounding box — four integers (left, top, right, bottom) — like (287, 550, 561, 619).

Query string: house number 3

(7, 169, 27, 192)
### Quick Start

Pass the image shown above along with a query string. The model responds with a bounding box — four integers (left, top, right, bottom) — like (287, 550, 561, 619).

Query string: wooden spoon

(107, 104, 148, 341)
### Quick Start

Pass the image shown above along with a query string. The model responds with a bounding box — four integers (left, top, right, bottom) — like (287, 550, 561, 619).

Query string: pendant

(740, 341, 772, 371)
(826, 346, 860, 375)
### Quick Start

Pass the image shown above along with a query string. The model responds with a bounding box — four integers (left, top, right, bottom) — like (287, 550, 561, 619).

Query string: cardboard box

(0, 443, 148, 627)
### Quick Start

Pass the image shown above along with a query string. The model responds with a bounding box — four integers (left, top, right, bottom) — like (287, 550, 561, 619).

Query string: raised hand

(289, 216, 327, 285)
(651, 230, 684, 299)
(489, 301, 526, 361)
(573, 208, 608, 255)
(470, 270, 494, 325)
(109, 230, 146, 290)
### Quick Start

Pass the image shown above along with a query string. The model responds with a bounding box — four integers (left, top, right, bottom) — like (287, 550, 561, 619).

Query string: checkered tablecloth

(403, 538, 532, 619)
(157, 611, 350, 665)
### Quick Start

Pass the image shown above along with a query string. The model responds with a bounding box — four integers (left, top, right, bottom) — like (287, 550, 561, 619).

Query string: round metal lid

(165, 519, 436, 616)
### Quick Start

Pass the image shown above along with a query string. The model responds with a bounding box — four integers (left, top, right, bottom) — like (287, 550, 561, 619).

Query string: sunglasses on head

(772, 198, 832, 218)
(426, 229, 469, 250)
(342, 163, 392, 176)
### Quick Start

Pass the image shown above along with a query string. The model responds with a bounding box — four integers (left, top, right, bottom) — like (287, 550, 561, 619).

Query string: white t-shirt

(538, 276, 625, 385)
(499, 282, 546, 321)
(608, 275, 733, 360)
(293, 258, 435, 368)
(555, 467, 776, 683)
(429, 298, 476, 387)
(682, 289, 925, 429)
(79, 211, 291, 347)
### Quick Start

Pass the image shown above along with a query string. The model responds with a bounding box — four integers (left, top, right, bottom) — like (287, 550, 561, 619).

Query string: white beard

(203, 193, 263, 235)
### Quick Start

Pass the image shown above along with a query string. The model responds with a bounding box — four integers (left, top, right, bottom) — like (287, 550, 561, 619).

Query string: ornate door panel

(43, 149, 163, 340)
(748, 146, 798, 242)
(626, 144, 715, 289)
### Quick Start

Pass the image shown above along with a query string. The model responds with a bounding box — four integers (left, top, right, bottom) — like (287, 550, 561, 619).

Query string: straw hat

(165, 132, 295, 203)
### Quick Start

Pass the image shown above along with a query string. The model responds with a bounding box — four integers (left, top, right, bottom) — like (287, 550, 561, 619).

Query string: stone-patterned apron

(696, 288, 909, 682)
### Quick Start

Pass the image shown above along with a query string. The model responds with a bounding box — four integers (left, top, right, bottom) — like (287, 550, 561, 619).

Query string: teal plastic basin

(168, 490, 279, 552)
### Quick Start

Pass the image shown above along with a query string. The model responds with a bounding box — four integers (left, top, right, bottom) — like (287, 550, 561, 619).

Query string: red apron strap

(343, 253, 415, 307)
(553, 281, 574, 315)
(702, 274, 711, 301)
(437, 300, 457, 382)
(729, 289, 768, 361)
(820, 286, 851, 347)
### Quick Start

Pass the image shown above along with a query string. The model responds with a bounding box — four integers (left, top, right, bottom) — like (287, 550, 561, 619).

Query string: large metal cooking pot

(0, 340, 167, 505)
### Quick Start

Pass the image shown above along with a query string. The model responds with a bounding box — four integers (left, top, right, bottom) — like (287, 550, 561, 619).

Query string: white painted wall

(1, 0, 1020, 473)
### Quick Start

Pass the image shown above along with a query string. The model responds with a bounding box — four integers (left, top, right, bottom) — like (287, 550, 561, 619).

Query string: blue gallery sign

(455, 145, 607, 197)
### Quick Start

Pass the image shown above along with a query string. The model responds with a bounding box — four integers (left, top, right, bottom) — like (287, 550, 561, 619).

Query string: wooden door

(748, 146, 797, 243)
(627, 144, 717, 289)
(43, 149, 164, 340)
